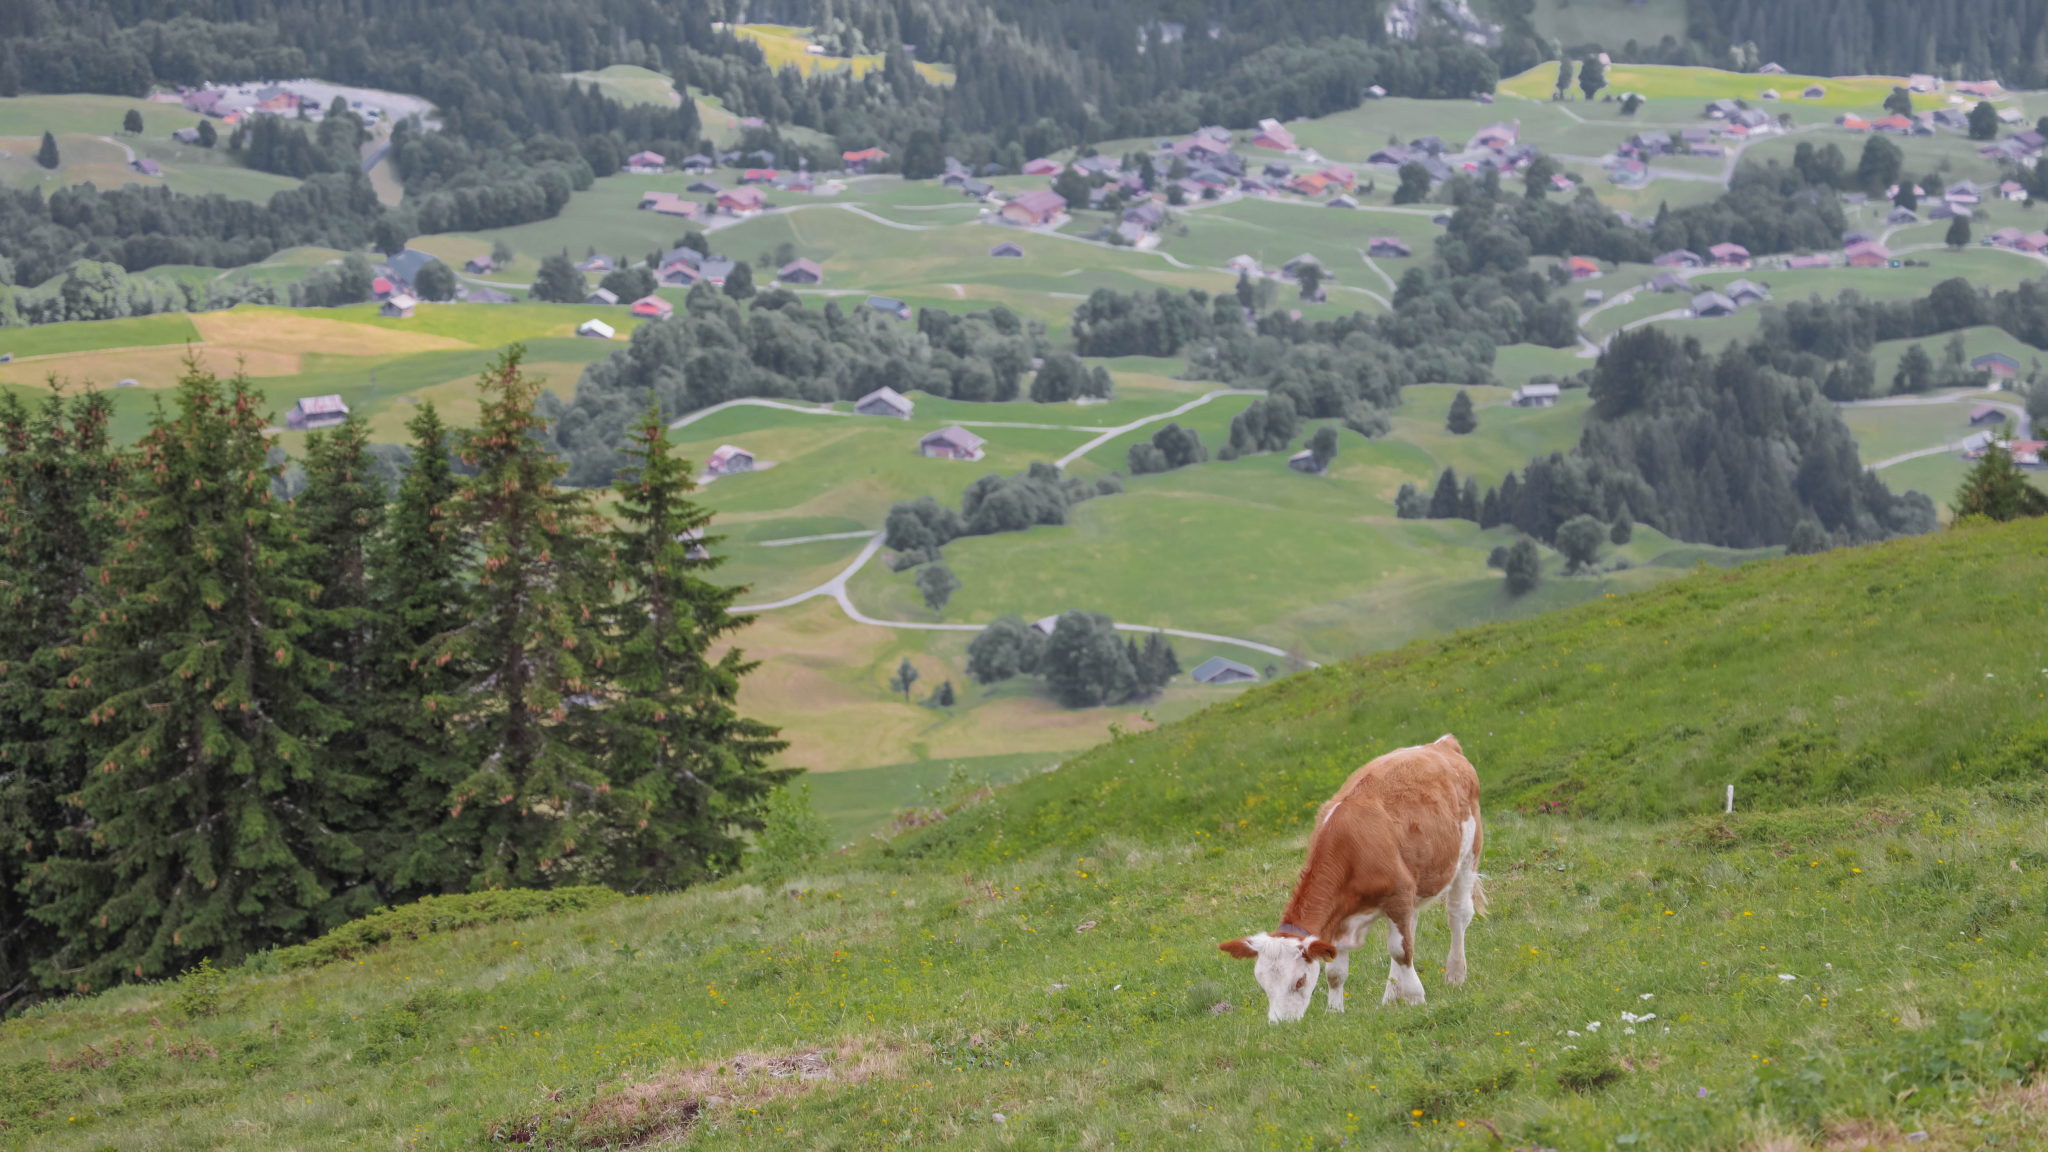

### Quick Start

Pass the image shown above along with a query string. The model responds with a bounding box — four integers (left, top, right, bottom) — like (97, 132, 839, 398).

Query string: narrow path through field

(667, 395, 1115, 434)
(730, 532, 1310, 662)
(1053, 388, 1263, 468)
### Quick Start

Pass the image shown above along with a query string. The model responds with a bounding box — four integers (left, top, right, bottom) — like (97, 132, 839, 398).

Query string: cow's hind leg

(1445, 863, 1478, 987)
(1380, 894, 1426, 1006)
(1325, 948, 1351, 1012)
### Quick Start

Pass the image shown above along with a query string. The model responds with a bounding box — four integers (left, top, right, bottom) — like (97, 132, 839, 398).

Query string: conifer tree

(426, 348, 622, 890)
(1446, 388, 1478, 434)
(36, 130, 58, 170)
(361, 402, 470, 899)
(603, 404, 789, 888)
(0, 388, 123, 1007)
(296, 415, 385, 719)
(37, 362, 360, 992)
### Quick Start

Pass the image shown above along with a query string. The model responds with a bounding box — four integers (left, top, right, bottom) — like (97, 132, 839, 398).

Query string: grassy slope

(0, 95, 303, 202)
(6, 521, 2048, 1151)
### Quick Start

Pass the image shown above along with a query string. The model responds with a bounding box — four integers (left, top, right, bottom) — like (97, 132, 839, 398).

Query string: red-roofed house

(1290, 173, 1331, 196)
(631, 295, 674, 319)
(1317, 164, 1356, 191)
(740, 168, 779, 184)
(1000, 189, 1067, 227)
(1021, 157, 1061, 175)
(1565, 256, 1601, 280)
(705, 445, 755, 476)
(2020, 232, 2048, 254)
(1845, 240, 1891, 267)
(716, 186, 765, 214)
(1252, 118, 1296, 151)
(371, 276, 394, 299)
(842, 147, 888, 173)
(625, 150, 665, 173)
(1708, 242, 1751, 267)
(1872, 115, 1913, 134)
(1838, 115, 1871, 131)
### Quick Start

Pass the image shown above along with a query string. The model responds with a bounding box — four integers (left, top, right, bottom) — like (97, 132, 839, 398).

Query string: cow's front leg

(1380, 898, 1426, 1006)
(1324, 948, 1352, 1012)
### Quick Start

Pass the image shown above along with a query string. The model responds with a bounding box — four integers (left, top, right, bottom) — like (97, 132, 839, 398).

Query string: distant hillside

(894, 516, 2048, 864)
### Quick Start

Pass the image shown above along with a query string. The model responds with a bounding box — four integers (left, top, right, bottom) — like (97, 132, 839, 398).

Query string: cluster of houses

(169, 81, 424, 129)
(1688, 278, 1769, 318)
(1985, 226, 2048, 254)
(1367, 123, 1533, 188)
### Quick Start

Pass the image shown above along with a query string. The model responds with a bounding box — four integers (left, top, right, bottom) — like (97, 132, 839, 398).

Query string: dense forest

(1685, 0, 2048, 87)
(0, 351, 786, 1008)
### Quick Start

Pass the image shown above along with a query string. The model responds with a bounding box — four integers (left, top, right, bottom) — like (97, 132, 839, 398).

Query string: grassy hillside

(5, 520, 2047, 1151)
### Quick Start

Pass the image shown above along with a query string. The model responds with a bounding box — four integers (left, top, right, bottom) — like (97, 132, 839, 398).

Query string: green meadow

(5, 518, 2048, 1150)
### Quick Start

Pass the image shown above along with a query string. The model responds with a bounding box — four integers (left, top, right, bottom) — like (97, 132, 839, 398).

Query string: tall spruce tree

(296, 415, 385, 727)
(426, 347, 621, 890)
(605, 406, 790, 889)
(0, 388, 123, 1008)
(360, 401, 471, 900)
(36, 362, 361, 992)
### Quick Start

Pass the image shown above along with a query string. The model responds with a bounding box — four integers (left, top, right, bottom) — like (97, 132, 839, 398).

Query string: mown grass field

(5, 519, 2047, 1151)
(0, 94, 305, 202)
(726, 24, 955, 86)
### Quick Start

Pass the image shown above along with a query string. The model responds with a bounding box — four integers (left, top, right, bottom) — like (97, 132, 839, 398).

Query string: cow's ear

(1304, 939, 1338, 963)
(1219, 938, 1259, 960)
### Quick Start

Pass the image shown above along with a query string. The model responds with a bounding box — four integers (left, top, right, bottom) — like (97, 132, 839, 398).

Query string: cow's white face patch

(1238, 933, 1323, 1022)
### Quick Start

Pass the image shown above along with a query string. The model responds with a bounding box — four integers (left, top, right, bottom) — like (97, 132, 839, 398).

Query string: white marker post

(1725, 785, 1735, 814)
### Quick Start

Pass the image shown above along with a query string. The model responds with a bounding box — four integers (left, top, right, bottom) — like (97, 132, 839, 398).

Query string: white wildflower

(1586, 1021, 1601, 1031)
(1779, 973, 1797, 982)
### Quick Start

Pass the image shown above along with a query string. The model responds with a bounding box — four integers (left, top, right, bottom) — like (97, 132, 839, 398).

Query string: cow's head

(1220, 933, 1337, 1022)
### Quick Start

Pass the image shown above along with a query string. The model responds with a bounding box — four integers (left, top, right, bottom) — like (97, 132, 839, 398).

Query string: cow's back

(1317, 736, 1480, 899)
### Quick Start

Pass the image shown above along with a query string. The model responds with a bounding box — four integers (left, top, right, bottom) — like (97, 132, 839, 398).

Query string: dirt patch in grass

(490, 1038, 902, 1148)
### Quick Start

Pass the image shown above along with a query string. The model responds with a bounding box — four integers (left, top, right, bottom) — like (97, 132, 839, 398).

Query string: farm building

(1969, 405, 2008, 427)
(1945, 180, 1982, 205)
(855, 386, 914, 418)
(1691, 290, 1739, 318)
(1510, 383, 1560, 408)
(1191, 657, 1259, 685)
(1584, 289, 1603, 304)
(1723, 279, 1769, 306)
(371, 276, 394, 298)
(1928, 202, 1971, 220)
(1252, 118, 1296, 150)
(1708, 242, 1751, 266)
(576, 255, 615, 274)
(1565, 256, 1601, 280)
(1648, 271, 1688, 293)
(918, 426, 987, 461)
(686, 180, 720, 194)
(697, 257, 736, 285)
(464, 255, 492, 273)
(1846, 241, 1892, 267)
(1367, 237, 1411, 257)
(1803, 84, 1825, 98)
(384, 248, 441, 290)
(716, 186, 765, 214)
(639, 191, 701, 219)
(624, 150, 664, 172)
(1021, 157, 1061, 175)
(1654, 249, 1704, 267)
(842, 147, 888, 173)
(1000, 190, 1068, 227)
(778, 258, 823, 283)
(286, 395, 350, 431)
(705, 445, 755, 476)
(631, 295, 673, 319)
(171, 126, 201, 143)
(1286, 449, 1324, 474)
(380, 293, 418, 319)
(131, 158, 162, 177)
(988, 241, 1025, 258)
(1971, 353, 2021, 379)
(1326, 194, 1358, 208)
(866, 295, 912, 321)
(1885, 208, 1917, 226)
(577, 319, 615, 339)
(1784, 255, 1832, 268)
(587, 287, 619, 306)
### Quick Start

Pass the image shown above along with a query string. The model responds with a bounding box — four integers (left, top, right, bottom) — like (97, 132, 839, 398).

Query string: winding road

(730, 532, 1308, 663)
(1844, 393, 2032, 469)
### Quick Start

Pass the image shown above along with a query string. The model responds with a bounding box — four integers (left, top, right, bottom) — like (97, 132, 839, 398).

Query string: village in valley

(4, 13, 2046, 834)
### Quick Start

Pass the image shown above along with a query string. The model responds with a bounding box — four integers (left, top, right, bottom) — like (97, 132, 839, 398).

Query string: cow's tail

(1471, 874, 1489, 918)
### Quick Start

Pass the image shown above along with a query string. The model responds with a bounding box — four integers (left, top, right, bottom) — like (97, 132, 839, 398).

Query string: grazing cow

(1221, 734, 1484, 1022)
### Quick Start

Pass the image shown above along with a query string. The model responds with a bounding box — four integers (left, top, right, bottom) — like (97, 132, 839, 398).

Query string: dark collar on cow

(1275, 922, 1316, 939)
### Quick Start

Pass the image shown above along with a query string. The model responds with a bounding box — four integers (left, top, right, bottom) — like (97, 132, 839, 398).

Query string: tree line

(0, 349, 787, 1009)
(1398, 325, 1938, 551)
(964, 612, 1180, 708)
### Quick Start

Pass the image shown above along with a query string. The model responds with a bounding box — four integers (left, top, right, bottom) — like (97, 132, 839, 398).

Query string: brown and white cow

(1221, 734, 1484, 1022)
